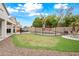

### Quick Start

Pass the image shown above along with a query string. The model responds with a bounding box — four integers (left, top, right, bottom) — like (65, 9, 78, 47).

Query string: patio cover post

(2, 20, 7, 39)
(11, 24, 14, 34)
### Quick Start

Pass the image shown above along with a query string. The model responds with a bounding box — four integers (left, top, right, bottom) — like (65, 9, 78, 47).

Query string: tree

(45, 15, 58, 35)
(45, 15, 53, 28)
(32, 17, 42, 33)
(62, 15, 72, 27)
(51, 15, 58, 35)
(62, 7, 73, 27)
(32, 17, 42, 27)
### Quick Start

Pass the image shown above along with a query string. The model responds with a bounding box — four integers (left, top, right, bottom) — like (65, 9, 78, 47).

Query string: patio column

(0, 21, 2, 36)
(2, 20, 7, 39)
(11, 24, 14, 34)
(15, 26, 17, 34)
(14, 26, 16, 34)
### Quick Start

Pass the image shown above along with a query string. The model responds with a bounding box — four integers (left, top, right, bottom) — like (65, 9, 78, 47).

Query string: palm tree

(39, 14, 46, 34)
(71, 15, 79, 35)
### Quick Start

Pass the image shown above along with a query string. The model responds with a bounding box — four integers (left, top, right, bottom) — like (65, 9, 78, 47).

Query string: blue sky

(5, 3, 79, 27)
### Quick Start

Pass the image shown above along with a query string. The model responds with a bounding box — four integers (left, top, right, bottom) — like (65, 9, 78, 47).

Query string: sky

(5, 3, 79, 27)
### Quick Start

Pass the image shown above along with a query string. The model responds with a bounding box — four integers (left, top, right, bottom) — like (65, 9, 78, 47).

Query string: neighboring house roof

(9, 16, 17, 23)
(16, 22, 21, 27)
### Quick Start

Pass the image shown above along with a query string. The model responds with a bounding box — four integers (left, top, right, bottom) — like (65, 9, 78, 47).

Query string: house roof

(2, 3, 9, 15)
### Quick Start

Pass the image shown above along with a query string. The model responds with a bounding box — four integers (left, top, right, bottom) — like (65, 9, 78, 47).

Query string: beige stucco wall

(0, 4, 21, 41)
(30, 27, 72, 34)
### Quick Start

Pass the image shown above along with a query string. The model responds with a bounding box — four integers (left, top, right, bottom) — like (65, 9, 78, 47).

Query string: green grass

(11, 33, 79, 52)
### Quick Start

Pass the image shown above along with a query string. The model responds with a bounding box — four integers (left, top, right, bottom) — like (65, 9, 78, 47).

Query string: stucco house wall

(0, 3, 21, 41)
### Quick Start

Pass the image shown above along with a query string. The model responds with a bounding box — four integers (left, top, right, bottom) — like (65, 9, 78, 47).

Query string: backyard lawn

(11, 33, 79, 52)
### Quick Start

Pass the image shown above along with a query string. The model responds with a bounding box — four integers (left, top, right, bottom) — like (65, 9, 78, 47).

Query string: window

(7, 29, 11, 33)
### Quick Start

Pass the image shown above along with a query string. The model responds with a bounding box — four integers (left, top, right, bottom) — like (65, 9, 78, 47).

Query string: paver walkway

(0, 38, 79, 56)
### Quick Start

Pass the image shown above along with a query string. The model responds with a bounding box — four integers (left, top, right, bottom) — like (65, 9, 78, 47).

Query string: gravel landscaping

(0, 37, 79, 56)
(62, 35, 79, 41)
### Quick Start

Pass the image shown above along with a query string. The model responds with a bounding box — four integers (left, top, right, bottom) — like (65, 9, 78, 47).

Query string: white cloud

(28, 12, 48, 16)
(9, 3, 43, 14)
(2, 0, 79, 3)
(54, 4, 68, 9)
(28, 13, 40, 16)
(7, 7, 18, 13)
(18, 4, 23, 7)
(23, 3, 43, 13)
(20, 10, 25, 12)
(7, 3, 44, 17)
(16, 4, 23, 10)
(16, 7, 21, 10)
